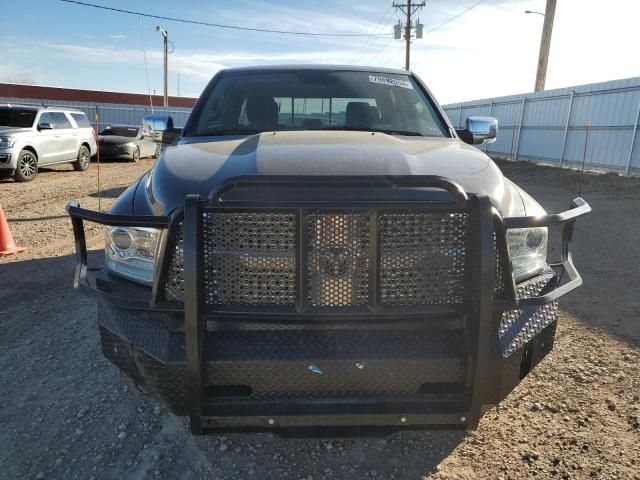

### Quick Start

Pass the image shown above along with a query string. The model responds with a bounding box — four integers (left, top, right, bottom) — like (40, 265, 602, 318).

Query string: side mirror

(38, 122, 53, 130)
(160, 128, 182, 145)
(141, 115, 175, 142)
(456, 116, 498, 145)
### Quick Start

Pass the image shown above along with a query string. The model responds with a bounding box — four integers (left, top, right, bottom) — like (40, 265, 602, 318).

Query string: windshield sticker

(368, 75, 413, 89)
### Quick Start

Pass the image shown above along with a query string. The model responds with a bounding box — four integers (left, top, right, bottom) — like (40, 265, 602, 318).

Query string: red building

(0, 83, 197, 108)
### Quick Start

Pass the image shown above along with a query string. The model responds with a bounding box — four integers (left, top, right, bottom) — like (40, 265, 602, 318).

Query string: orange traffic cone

(0, 205, 26, 256)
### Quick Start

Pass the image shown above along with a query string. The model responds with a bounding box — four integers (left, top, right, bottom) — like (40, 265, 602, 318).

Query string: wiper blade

(316, 126, 424, 136)
(318, 125, 371, 132)
(196, 128, 261, 136)
(372, 129, 424, 137)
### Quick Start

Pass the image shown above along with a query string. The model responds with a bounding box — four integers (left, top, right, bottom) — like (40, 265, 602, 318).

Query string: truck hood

(0, 127, 33, 136)
(140, 131, 527, 217)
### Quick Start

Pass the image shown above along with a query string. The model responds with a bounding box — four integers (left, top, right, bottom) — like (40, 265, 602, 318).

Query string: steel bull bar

(66, 176, 590, 435)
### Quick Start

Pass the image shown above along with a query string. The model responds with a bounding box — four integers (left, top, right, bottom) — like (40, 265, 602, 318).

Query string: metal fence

(443, 77, 640, 176)
(0, 96, 192, 128)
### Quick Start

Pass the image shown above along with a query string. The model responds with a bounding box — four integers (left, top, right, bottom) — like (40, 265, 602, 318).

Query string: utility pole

(156, 26, 169, 107)
(393, 0, 426, 70)
(534, 0, 557, 92)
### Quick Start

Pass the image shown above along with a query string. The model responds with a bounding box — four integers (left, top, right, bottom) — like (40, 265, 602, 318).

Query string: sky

(1, 0, 639, 104)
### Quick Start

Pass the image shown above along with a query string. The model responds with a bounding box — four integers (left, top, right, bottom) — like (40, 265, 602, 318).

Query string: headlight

(125, 142, 136, 148)
(0, 136, 15, 148)
(105, 226, 162, 285)
(506, 227, 548, 282)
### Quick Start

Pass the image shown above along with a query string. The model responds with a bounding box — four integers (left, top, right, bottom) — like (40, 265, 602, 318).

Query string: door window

(50, 112, 72, 129)
(70, 113, 92, 128)
(38, 112, 54, 128)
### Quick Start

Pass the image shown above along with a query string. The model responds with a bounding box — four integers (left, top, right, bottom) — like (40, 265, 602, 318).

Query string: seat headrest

(346, 102, 378, 128)
(245, 96, 278, 130)
(302, 118, 323, 129)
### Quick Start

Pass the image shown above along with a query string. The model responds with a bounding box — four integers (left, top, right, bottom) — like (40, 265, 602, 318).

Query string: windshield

(0, 108, 37, 128)
(185, 71, 448, 138)
(101, 126, 139, 137)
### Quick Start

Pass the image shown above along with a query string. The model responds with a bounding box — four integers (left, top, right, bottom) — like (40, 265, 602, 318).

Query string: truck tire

(73, 145, 91, 171)
(13, 150, 38, 182)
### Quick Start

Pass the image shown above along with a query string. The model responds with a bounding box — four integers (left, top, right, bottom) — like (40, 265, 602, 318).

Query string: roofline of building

(0, 83, 197, 108)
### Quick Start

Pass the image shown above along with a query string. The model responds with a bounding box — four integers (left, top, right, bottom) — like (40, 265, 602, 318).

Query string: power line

(366, 36, 396, 65)
(138, 17, 154, 113)
(381, 41, 408, 67)
(426, 0, 487, 34)
(352, 14, 393, 63)
(351, 5, 395, 64)
(60, 0, 392, 37)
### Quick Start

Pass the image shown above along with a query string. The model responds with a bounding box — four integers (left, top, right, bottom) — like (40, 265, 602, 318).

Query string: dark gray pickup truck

(67, 65, 590, 435)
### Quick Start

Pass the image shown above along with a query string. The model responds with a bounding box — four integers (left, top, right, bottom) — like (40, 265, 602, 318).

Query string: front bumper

(67, 175, 590, 435)
(0, 147, 15, 171)
(98, 144, 134, 159)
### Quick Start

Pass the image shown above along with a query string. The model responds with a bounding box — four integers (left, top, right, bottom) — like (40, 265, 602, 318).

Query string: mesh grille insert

(202, 211, 297, 306)
(379, 212, 468, 305)
(165, 222, 185, 302)
(164, 208, 511, 309)
(493, 229, 506, 299)
(306, 213, 369, 307)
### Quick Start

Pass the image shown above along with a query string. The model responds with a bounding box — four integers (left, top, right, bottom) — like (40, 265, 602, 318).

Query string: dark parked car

(67, 65, 590, 435)
(98, 125, 159, 162)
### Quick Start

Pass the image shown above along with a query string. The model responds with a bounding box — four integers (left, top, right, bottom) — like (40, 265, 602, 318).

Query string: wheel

(153, 143, 161, 158)
(73, 145, 91, 171)
(131, 146, 140, 163)
(13, 150, 38, 182)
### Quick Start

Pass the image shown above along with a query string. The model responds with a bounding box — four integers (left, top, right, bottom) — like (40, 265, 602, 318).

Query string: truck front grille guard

(164, 210, 507, 308)
(66, 175, 590, 433)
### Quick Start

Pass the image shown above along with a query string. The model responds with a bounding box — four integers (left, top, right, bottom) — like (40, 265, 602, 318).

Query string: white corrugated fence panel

(443, 76, 640, 175)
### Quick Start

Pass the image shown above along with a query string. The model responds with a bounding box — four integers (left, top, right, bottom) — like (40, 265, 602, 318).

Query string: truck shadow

(187, 428, 466, 479)
(88, 186, 128, 199)
(0, 157, 146, 184)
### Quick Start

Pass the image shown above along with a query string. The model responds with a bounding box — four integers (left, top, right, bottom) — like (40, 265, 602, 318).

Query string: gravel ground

(0, 159, 638, 480)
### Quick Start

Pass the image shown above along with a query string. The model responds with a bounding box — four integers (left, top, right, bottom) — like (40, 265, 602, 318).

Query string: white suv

(0, 105, 98, 182)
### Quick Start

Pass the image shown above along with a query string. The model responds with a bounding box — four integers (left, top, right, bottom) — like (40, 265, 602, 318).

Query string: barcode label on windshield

(368, 75, 413, 89)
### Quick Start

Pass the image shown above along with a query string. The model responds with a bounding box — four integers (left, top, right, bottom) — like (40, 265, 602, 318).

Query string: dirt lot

(0, 159, 638, 480)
